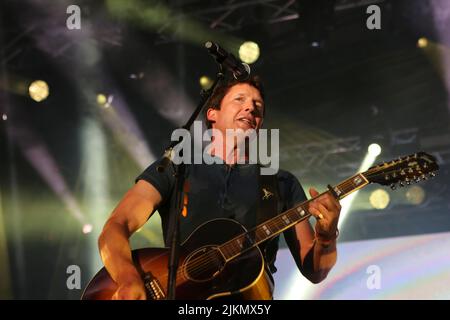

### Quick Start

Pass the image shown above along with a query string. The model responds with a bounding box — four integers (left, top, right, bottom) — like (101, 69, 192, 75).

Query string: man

(98, 75, 341, 300)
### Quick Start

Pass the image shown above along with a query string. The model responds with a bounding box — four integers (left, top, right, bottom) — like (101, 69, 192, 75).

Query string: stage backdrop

(274, 232, 450, 299)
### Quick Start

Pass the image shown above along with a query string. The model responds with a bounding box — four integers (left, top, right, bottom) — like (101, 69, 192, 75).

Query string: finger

(309, 187, 320, 198)
(308, 202, 320, 215)
(310, 201, 329, 218)
(317, 194, 341, 213)
(317, 203, 328, 216)
(309, 207, 323, 220)
(317, 203, 337, 221)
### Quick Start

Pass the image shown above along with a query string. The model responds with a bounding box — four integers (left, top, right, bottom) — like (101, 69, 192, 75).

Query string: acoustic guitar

(81, 152, 438, 300)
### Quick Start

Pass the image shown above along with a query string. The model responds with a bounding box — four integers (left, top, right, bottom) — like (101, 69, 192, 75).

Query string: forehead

(225, 83, 263, 100)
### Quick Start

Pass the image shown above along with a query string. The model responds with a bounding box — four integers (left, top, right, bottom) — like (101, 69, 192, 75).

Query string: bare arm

(98, 180, 162, 299)
(285, 188, 340, 284)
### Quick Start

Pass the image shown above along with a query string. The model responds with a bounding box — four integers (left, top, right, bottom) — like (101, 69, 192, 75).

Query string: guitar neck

(218, 173, 370, 262)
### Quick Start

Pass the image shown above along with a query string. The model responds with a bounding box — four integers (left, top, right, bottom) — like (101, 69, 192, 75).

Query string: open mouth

(236, 117, 256, 129)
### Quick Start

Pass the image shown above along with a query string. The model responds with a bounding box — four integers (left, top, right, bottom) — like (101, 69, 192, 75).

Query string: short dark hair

(204, 75, 265, 129)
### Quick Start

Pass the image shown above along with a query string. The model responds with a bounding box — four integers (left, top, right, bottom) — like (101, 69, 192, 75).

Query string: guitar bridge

(143, 273, 166, 300)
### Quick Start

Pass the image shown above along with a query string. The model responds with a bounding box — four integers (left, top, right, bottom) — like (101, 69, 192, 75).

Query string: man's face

(207, 83, 264, 134)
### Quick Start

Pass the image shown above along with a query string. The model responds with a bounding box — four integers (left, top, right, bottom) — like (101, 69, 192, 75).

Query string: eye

(235, 96, 245, 102)
(254, 102, 264, 112)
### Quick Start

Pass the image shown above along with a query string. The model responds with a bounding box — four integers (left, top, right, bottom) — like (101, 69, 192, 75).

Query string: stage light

(338, 144, 382, 229)
(199, 76, 212, 90)
(130, 72, 144, 79)
(368, 143, 382, 156)
(96, 94, 107, 105)
(81, 117, 109, 273)
(97, 94, 114, 108)
(239, 41, 260, 64)
(370, 189, 390, 210)
(28, 80, 49, 102)
(2, 114, 6, 121)
(96, 92, 155, 169)
(83, 224, 93, 234)
(418, 37, 428, 48)
(406, 185, 426, 205)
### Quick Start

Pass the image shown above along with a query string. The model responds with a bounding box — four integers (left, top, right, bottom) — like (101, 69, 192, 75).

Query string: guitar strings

(155, 212, 302, 284)
(154, 217, 282, 283)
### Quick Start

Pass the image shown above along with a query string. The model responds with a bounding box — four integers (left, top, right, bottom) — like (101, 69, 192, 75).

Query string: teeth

(238, 118, 254, 127)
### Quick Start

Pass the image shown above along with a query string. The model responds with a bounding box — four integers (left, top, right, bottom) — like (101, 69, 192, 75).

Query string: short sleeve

(135, 158, 176, 204)
(278, 170, 307, 210)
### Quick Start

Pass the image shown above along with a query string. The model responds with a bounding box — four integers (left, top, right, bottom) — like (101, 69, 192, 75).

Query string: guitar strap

(257, 166, 281, 275)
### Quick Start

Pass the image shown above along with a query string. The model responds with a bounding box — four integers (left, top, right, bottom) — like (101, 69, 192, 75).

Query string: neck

(208, 135, 249, 165)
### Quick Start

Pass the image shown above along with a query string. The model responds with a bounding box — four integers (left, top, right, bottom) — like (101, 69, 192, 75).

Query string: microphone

(205, 41, 250, 80)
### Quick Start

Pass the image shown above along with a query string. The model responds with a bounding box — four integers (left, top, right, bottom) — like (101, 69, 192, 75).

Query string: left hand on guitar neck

(308, 188, 341, 242)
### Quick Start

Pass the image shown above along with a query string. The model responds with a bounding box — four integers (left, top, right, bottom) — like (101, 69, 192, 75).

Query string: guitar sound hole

(184, 246, 225, 282)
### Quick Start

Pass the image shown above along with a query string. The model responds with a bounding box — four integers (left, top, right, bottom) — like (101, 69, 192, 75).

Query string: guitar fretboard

(219, 173, 369, 261)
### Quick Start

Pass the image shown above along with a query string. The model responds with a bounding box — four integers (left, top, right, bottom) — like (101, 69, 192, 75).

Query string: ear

(206, 108, 217, 124)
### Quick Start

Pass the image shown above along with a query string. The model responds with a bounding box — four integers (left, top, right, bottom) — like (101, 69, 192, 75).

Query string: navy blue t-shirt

(136, 158, 307, 273)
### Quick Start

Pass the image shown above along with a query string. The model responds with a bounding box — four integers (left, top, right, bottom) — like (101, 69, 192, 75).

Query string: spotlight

(130, 72, 144, 79)
(239, 41, 260, 64)
(417, 37, 428, 48)
(2, 114, 7, 121)
(369, 189, 390, 210)
(97, 94, 113, 108)
(83, 224, 93, 234)
(29, 80, 49, 102)
(339, 142, 382, 228)
(368, 143, 382, 156)
(97, 94, 107, 105)
(406, 185, 426, 205)
(199, 76, 212, 90)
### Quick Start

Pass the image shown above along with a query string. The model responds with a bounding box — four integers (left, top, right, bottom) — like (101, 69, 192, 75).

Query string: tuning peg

(399, 181, 405, 187)
(384, 175, 390, 181)
(429, 172, 436, 178)
(390, 183, 397, 190)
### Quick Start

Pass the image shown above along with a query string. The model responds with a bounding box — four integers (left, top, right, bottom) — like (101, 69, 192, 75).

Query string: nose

(243, 101, 256, 114)
(244, 102, 263, 118)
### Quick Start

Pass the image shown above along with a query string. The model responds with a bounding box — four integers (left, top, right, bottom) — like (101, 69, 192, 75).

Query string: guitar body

(81, 219, 274, 300)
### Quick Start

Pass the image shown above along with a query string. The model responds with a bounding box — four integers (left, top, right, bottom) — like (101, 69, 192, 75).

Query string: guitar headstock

(363, 152, 439, 189)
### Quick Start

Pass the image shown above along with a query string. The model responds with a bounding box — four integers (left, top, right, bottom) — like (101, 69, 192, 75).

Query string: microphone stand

(158, 65, 225, 300)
